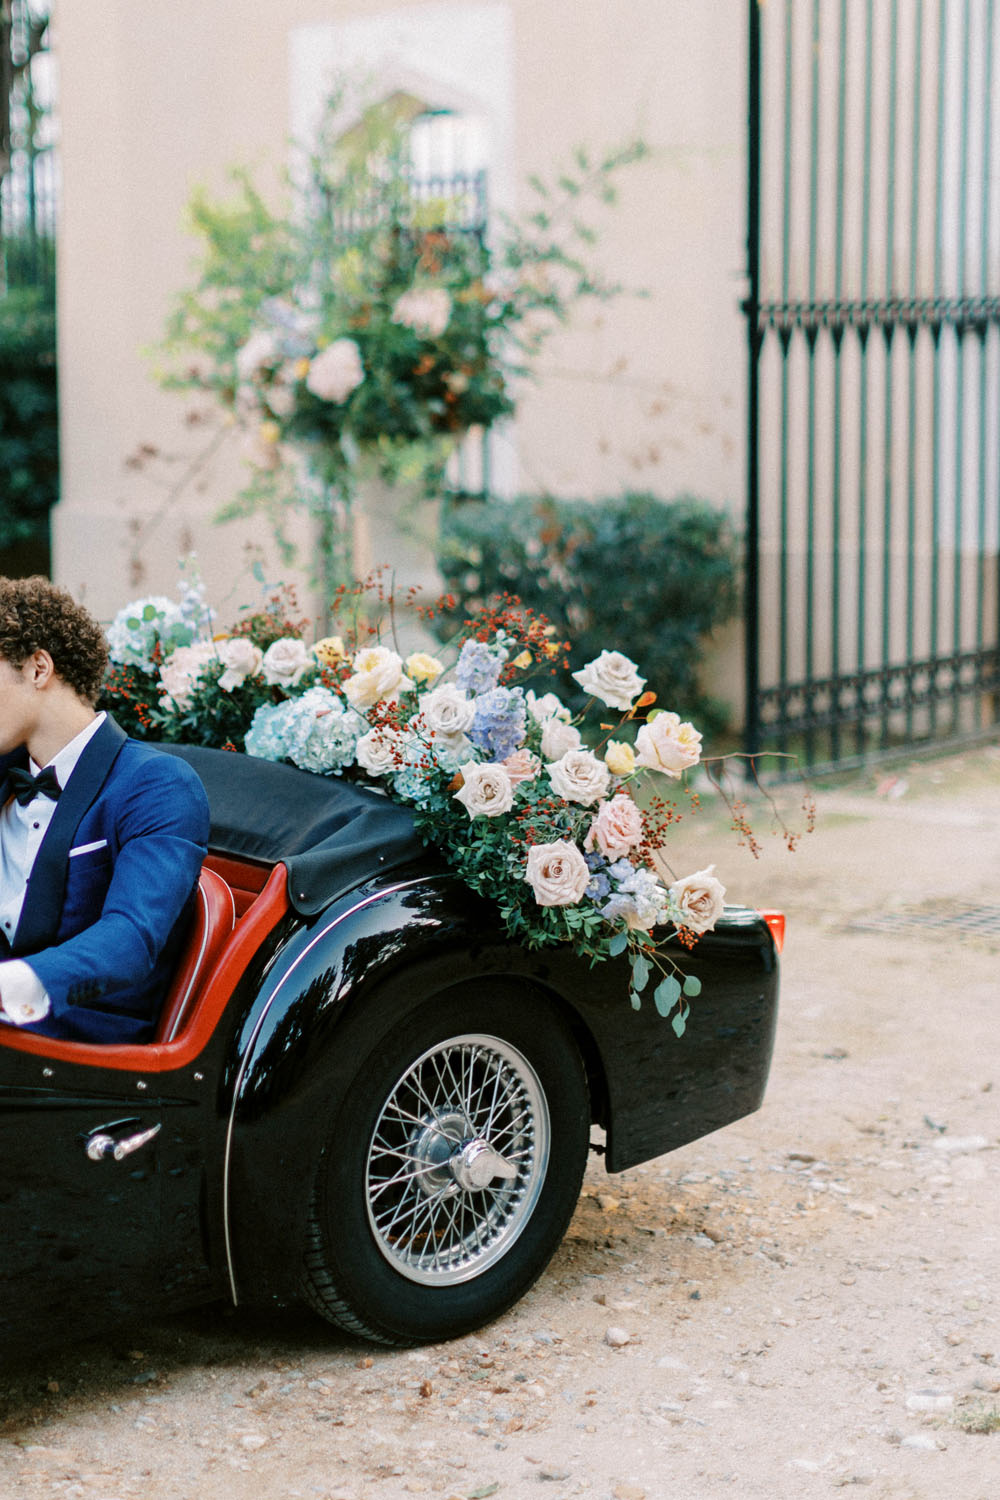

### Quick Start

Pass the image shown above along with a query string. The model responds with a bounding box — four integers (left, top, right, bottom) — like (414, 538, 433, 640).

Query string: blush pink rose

(584, 794, 644, 861)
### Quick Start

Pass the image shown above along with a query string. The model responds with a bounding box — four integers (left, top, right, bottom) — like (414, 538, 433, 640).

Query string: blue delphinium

(469, 686, 526, 762)
(601, 864, 671, 931)
(455, 638, 506, 695)
(584, 850, 611, 901)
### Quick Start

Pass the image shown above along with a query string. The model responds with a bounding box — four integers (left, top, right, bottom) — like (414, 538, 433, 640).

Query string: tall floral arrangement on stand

(153, 81, 646, 598)
(101, 575, 811, 1037)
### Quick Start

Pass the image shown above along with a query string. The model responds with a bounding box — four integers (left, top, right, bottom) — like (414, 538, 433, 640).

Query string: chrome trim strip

(221, 879, 416, 1305)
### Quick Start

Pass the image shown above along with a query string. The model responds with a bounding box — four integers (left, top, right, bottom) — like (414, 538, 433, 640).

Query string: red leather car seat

(154, 866, 237, 1043)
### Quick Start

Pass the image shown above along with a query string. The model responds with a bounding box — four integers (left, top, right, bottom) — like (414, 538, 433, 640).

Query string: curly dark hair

(0, 576, 109, 705)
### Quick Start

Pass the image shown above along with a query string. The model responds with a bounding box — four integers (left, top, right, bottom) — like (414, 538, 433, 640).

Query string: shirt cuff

(0, 960, 51, 1026)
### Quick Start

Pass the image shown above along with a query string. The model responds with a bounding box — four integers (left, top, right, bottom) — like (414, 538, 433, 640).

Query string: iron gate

(745, 0, 1000, 770)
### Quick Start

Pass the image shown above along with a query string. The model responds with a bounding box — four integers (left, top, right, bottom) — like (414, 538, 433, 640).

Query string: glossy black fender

(219, 861, 779, 1309)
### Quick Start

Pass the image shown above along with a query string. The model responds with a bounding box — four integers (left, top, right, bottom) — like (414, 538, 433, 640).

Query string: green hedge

(436, 491, 740, 731)
(0, 287, 59, 554)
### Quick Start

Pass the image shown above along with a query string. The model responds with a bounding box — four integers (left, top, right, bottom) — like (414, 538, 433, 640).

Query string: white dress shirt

(0, 712, 106, 1026)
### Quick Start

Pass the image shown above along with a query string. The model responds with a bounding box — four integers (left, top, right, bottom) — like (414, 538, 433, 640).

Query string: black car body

(0, 747, 779, 1357)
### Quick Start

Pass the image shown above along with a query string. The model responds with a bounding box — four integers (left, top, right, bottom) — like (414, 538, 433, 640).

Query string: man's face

(0, 656, 42, 756)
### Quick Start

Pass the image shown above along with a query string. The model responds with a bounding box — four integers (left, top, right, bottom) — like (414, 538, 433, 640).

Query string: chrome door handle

(86, 1122, 161, 1161)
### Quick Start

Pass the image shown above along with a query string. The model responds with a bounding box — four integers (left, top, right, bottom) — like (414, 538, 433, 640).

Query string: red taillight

(759, 909, 786, 954)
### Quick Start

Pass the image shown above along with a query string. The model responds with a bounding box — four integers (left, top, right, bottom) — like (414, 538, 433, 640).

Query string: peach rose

(669, 865, 726, 934)
(634, 711, 702, 777)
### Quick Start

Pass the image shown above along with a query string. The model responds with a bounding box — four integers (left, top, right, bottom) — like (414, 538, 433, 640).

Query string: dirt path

(1, 748, 997, 1500)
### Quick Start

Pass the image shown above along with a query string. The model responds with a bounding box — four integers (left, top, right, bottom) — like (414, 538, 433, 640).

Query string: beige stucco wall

(53, 0, 747, 710)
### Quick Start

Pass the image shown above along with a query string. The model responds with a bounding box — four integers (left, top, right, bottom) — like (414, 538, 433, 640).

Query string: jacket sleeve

(23, 753, 210, 1013)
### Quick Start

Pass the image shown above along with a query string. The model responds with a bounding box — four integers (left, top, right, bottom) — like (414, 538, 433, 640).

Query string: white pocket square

(69, 839, 108, 857)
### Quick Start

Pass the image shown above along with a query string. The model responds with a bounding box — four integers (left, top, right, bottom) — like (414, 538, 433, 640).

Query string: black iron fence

(745, 0, 1000, 770)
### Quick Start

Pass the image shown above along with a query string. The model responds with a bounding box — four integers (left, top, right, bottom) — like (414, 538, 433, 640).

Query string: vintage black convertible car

(0, 747, 781, 1358)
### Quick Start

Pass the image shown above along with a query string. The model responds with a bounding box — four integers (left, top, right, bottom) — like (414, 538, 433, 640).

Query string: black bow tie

(9, 765, 63, 806)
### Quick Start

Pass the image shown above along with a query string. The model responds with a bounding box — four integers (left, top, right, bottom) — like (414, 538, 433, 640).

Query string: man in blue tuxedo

(0, 576, 210, 1044)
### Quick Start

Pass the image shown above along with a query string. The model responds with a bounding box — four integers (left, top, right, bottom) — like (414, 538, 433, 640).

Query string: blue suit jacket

(0, 716, 210, 1044)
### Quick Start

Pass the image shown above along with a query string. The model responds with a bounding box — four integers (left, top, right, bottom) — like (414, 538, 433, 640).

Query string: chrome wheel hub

(365, 1033, 550, 1286)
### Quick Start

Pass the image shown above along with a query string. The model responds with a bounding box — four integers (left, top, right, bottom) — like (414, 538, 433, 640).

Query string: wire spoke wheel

(365, 1034, 549, 1285)
(302, 985, 589, 1345)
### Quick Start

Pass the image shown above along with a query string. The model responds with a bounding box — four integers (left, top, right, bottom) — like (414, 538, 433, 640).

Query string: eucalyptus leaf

(671, 1008, 687, 1038)
(629, 990, 642, 1011)
(682, 974, 702, 997)
(608, 931, 629, 958)
(631, 953, 651, 992)
(653, 974, 682, 1017)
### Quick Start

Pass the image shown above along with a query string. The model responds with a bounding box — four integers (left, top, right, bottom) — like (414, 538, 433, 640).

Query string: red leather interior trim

(0, 861, 291, 1073)
(154, 868, 237, 1044)
(203, 853, 271, 917)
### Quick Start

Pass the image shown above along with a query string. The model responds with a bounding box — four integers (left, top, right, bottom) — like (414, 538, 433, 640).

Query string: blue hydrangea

(106, 596, 193, 672)
(428, 734, 470, 775)
(282, 688, 365, 774)
(391, 734, 437, 805)
(455, 638, 506, 695)
(468, 686, 526, 761)
(244, 701, 294, 762)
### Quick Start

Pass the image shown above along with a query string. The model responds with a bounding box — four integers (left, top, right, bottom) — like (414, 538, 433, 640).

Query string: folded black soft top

(156, 743, 428, 915)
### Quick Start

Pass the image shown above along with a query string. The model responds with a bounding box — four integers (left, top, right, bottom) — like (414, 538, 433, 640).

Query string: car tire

(301, 982, 590, 1346)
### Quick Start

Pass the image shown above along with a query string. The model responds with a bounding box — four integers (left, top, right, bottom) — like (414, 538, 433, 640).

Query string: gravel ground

(1, 747, 997, 1500)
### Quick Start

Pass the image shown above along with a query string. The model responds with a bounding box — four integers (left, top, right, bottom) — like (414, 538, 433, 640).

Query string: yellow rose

(405, 651, 444, 686)
(605, 740, 636, 777)
(312, 635, 346, 666)
(512, 649, 533, 669)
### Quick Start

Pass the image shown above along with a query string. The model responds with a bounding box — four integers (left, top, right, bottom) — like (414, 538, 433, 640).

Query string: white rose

(391, 286, 452, 338)
(669, 864, 726, 934)
(525, 689, 571, 724)
(159, 641, 218, 711)
(547, 748, 611, 807)
(217, 636, 263, 692)
(355, 727, 404, 777)
(305, 339, 365, 403)
(453, 761, 515, 819)
(236, 329, 279, 382)
(261, 637, 311, 688)
(571, 650, 646, 711)
(540, 716, 582, 760)
(524, 840, 590, 907)
(634, 711, 703, 777)
(343, 646, 413, 710)
(418, 682, 477, 740)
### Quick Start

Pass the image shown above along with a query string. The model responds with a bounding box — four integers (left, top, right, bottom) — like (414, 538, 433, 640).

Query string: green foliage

(436, 491, 740, 730)
(0, 286, 58, 550)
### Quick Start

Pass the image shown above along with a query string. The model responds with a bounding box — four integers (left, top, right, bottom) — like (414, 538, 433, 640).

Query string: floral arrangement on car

(102, 577, 728, 1036)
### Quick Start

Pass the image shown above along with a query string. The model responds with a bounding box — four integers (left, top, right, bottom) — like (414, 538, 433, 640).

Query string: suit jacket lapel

(12, 716, 128, 955)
